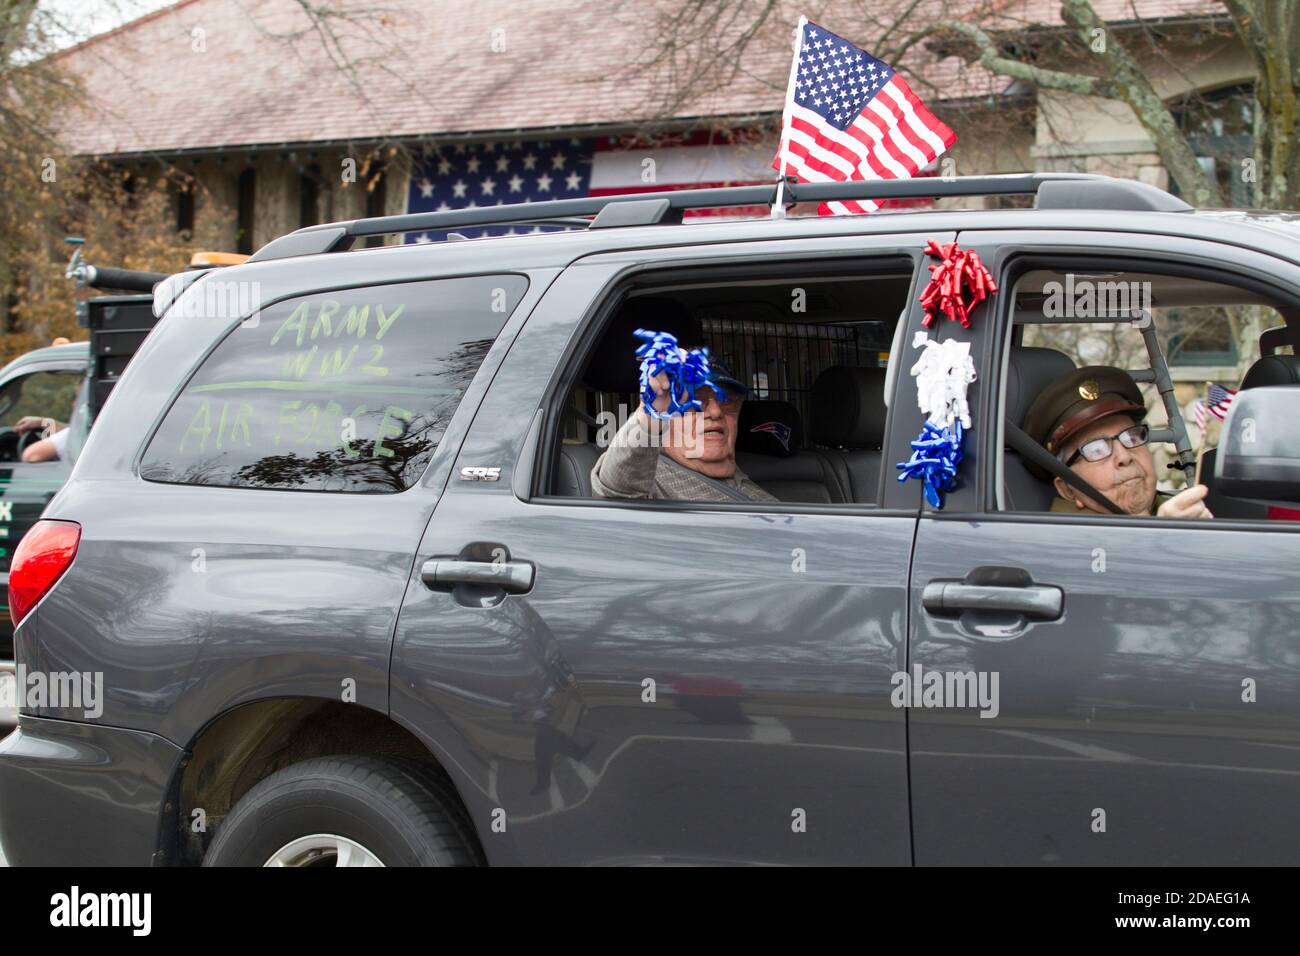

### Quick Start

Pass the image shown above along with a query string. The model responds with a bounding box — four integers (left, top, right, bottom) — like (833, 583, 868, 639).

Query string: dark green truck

(0, 286, 160, 724)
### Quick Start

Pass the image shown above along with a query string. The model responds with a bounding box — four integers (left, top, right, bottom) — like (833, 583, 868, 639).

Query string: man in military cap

(1023, 365, 1212, 518)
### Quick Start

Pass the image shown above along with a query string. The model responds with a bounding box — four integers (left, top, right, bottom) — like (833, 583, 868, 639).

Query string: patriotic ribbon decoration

(633, 329, 727, 420)
(909, 332, 976, 429)
(895, 332, 977, 508)
(896, 420, 964, 509)
(919, 238, 997, 329)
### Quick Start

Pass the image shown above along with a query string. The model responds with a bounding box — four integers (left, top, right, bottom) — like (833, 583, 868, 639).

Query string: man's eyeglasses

(1064, 423, 1150, 466)
(694, 387, 742, 413)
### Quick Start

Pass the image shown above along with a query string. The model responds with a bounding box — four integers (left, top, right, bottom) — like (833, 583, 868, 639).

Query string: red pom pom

(918, 239, 997, 329)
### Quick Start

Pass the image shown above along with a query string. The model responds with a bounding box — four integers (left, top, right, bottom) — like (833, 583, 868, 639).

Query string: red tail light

(9, 520, 81, 626)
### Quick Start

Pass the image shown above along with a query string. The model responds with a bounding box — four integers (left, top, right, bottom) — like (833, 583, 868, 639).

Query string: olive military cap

(1023, 365, 1147, 470)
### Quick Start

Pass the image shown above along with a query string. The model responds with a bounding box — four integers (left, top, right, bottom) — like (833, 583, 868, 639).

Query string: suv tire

(202, 755, 480, 867)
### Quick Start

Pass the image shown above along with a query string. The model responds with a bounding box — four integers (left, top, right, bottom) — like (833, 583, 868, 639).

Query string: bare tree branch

(1060, 0, 1222, 206)
(922, 19, 1110, 97)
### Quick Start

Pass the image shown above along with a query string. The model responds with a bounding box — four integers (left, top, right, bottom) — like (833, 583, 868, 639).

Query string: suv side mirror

(1214, 386, 1300, 504)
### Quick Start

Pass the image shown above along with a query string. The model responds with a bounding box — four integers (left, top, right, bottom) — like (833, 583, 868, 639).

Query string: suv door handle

(922, 581, 1062, 619)
(421, 558, 534, 594)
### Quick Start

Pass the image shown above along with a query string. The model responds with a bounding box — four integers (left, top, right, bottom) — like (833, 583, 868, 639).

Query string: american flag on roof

(772, 17, 957, 216)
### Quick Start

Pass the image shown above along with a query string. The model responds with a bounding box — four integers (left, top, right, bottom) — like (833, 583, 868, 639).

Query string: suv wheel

(202, 756, 481, 867)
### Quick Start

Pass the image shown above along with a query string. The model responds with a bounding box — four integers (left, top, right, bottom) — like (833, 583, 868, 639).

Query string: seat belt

(1004, 419, 1127, 516)
(701, 473, 757, 503)
(564, 406, 600, 429)
(662, 455, 755, 502)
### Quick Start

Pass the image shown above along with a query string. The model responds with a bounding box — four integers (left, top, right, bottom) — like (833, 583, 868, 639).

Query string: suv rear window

(140, 275, 527, 493)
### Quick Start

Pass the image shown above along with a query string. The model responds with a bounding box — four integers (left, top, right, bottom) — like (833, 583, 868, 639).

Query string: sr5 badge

(460, 466, 502, 481)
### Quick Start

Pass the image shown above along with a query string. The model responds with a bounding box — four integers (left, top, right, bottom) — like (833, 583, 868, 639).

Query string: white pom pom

(909, 336, 977, 428)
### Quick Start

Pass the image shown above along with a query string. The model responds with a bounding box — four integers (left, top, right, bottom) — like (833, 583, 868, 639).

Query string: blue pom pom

(634, 329, 727, 419)
(895, 420, 964, 508)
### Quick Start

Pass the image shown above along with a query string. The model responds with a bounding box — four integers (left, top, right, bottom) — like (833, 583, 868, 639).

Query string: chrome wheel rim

(264, 834, 385, 867)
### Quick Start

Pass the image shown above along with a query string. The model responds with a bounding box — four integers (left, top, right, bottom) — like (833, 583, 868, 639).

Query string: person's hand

(647, 368, 673, 415)
(1157, 483, 1214, 519)
(641, 347, 688, 417)
(13, 416, 50, 435)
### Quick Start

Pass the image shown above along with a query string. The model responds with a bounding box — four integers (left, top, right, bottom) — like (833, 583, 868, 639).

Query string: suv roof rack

(246, 173, 1193, 263)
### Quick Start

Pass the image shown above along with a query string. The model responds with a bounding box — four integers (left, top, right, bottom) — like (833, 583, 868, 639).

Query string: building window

(1171, 84, 1253, 206)
(236, 167, 257, 254)
(176, 182, 195, 235)
(364, 161, 386, 248)
(299, 165, 321, 228)
(1159, 305, 1239, 368)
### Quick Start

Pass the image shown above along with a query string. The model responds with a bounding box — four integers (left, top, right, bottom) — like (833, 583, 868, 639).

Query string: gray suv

(1, 174, 1298, 866)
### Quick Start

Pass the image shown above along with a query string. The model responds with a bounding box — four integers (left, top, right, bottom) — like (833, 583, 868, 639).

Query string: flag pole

(771, 16, 807, 220)
(1193, 380, 1212, 486)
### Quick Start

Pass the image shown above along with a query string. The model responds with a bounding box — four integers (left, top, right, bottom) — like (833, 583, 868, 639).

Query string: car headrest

(810, 365, 887, 448)
(582, 297, 702, 393)
(737, 400, 803, 458)
(1006, 346, 1077, 427)
(1241, 354, 1300, 390)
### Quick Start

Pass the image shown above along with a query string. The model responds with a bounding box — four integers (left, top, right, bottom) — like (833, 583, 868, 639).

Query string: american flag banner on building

(772, 17, 957, 216)
(405, 134, 775, 242)
(405, 138, 591, 242)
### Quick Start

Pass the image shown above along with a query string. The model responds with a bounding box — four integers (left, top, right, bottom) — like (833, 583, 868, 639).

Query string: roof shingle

(52, 0, 1224, 157)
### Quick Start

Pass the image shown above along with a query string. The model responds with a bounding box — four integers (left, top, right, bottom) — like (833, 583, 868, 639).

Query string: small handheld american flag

(1193, 382, 1236, 434)
(1205, 383, 1237, 421)
(1192, 381, 1237, 485)
(772, 17, 956, 216)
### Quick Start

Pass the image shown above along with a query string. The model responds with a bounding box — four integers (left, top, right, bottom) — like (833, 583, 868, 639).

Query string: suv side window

(544, 261, 913, 506)
(0, 368, 82, 464)
(141, 275, 527, 493)
(1001, 262, 1295, 520)
(0, 369, 81, 430)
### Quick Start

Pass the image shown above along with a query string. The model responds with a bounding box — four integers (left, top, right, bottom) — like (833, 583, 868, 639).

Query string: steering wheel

(0, 426, 46, 462)
(16, 427, 43, 455)
(0, 427, 19, 462)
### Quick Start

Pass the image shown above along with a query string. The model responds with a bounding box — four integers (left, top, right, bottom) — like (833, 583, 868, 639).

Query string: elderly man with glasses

(591, 350, 778, 503)
(1024, 365, 1213, 519)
